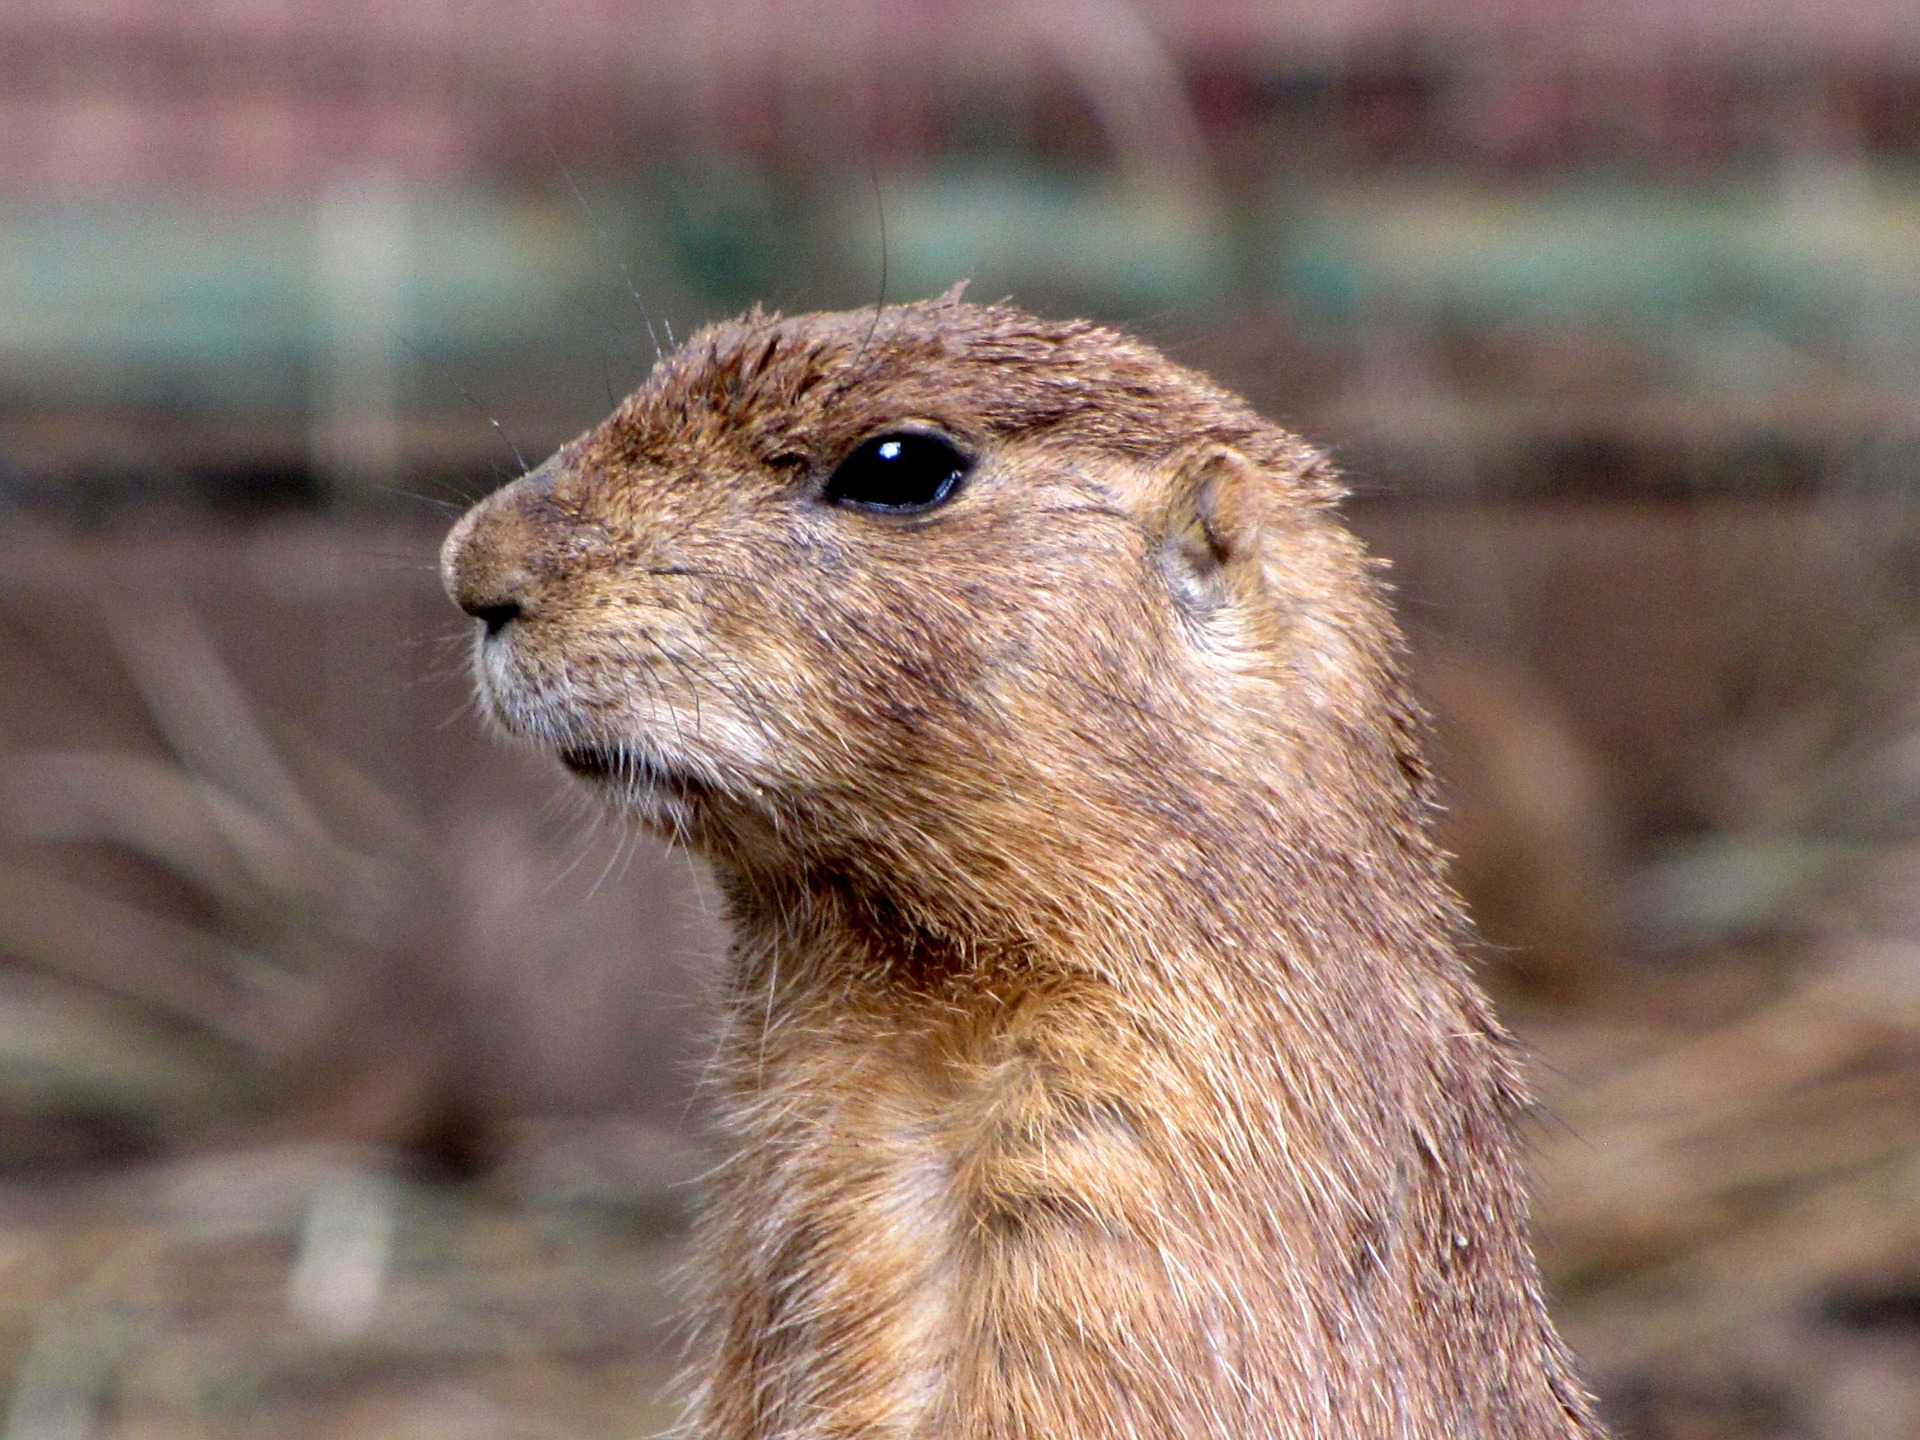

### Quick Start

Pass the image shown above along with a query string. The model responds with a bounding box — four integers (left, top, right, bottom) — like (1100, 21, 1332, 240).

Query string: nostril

(466, 599, 523, 637)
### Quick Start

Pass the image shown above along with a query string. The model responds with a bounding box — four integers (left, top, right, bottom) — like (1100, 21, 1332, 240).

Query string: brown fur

(441, 297, 1605, 1438)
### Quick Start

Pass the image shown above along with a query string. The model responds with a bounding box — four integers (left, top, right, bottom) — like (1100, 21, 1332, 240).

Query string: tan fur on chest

(441, 297, 1607, 1439)
(700, 969, 1236, 1439)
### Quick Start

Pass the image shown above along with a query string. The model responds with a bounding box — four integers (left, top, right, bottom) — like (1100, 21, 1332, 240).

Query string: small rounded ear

(1156, 445, 1267, 613)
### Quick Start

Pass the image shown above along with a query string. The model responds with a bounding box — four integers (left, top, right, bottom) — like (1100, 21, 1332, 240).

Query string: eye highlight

(822, 431, 970, 514)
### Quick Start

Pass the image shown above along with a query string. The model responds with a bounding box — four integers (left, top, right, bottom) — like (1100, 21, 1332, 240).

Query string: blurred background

(4, 1, 1920, 1435)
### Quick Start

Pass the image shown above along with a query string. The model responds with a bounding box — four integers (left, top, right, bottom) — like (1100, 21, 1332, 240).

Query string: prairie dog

(442, 297, 1604, 1438)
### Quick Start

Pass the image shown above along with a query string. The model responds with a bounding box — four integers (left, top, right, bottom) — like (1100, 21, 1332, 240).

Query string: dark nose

(441, 465, 556, 635)
(466, 596, 521, 638)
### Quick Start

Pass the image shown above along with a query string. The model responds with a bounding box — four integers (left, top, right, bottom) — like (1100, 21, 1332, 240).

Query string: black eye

(822, 432, 970, 513)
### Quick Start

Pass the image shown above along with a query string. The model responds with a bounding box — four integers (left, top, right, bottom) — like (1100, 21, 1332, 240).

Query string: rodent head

(442, 297, 1412, 916)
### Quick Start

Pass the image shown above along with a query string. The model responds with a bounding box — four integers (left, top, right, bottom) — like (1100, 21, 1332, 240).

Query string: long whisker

(389, 327, 529, 475)
(547, 139, 663, 363)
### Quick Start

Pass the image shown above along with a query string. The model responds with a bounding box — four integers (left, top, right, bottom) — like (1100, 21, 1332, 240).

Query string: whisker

(388, 327, 529, 474)
(388, 488, 467, 515)
(547, 139, 663, 363)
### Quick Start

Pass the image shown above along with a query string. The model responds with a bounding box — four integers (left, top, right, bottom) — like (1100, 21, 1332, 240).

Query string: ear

(1156, 445, 1267, 614)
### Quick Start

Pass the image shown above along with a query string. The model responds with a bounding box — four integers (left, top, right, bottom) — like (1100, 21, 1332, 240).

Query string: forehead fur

(578, 297, 1340, 503)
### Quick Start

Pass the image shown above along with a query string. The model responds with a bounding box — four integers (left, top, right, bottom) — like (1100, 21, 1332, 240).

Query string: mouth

(558, 743, 703, 798)
(558, 745, 621, 781)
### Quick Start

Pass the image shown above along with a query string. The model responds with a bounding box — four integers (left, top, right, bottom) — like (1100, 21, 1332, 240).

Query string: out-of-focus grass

(0, 1133, 693, 1439)
(1506, 491, 1920, 1439)
(0, 585, 447, 1159)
